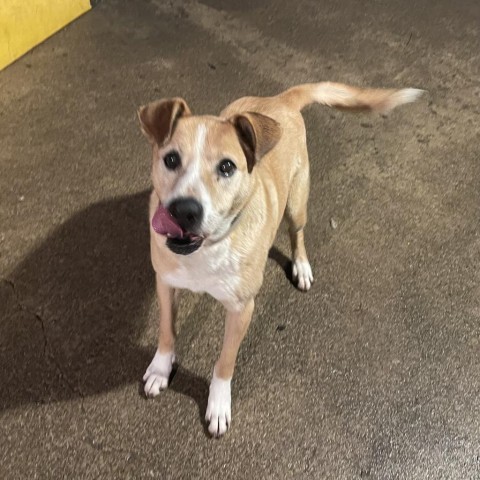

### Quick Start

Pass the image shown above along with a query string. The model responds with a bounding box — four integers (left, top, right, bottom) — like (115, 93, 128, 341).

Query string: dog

(138, 82, 422, 437)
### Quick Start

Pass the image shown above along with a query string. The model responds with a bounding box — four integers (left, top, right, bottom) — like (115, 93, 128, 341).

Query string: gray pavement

(1, 0, 479, 478)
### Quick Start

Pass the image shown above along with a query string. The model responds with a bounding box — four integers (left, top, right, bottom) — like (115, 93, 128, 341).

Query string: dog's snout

(168, 197, 204, 232)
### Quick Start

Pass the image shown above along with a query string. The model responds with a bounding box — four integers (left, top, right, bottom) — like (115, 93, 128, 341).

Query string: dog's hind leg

(285, 159, 314, 291)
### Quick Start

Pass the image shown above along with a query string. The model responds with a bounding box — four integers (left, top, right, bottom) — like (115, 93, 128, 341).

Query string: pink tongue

(152, 204, 184, 238)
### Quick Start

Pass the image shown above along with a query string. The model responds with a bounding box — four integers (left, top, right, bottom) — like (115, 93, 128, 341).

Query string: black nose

(168, 197, 204, 232)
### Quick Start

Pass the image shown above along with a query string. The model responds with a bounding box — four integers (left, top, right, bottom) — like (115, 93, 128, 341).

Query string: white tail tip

(380, 88, 426, 113)
(393, 88, 425, 104)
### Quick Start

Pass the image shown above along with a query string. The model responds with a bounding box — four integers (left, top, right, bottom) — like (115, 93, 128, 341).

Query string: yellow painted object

(0, 0, 94, 70)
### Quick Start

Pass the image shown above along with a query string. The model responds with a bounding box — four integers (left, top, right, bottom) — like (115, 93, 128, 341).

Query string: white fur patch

(194, 123, 207, 159)
(167, 124, 207, 199)
(162, 236, 242, 309)
(292, 258, 313, 291)
(143, 349, 175, 397)
(205, 371, 232, 437)
(165, 123, 221, 236)
(377, 88, 425, 114)
(314, 82, 351, 106)
(391, 88, 425, 106)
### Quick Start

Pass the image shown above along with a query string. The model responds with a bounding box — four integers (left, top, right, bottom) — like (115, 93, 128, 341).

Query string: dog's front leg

(206, 299, 254, 437)
(143, 275, 176, 397)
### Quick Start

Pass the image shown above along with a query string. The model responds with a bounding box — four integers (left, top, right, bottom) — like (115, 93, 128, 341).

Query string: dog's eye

(164, 151, 181, 170)
(218, 159, 237, 177)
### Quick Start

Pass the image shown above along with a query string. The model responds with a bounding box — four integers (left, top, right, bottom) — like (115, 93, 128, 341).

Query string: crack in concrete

(2, 277, 86, 409)
(2, 277, 49, 356)
(83, 434, 139, 460)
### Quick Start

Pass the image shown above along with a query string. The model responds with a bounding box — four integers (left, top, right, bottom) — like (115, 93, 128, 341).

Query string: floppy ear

(230, 112, 282, 173)
(137, 98, 191, 146)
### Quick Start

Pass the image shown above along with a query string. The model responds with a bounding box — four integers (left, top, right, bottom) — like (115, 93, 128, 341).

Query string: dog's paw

(205, 372, 231, 438)
(143, 349, 175, 398)
(292, 258, 313, 291)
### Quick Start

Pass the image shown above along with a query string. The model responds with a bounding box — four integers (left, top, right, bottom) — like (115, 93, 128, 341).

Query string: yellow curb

(0, 0, 94, 71)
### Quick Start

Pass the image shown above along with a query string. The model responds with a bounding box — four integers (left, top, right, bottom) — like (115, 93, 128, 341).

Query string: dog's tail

(279, 82, 424, 114)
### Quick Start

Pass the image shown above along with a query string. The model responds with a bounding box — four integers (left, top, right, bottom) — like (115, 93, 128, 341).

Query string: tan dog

(138, 82, 422, 437)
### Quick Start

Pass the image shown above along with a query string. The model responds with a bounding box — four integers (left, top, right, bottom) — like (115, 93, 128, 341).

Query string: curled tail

(280, 82, 424, 113)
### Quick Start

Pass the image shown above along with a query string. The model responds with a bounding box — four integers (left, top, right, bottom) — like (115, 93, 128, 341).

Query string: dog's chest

(162, 238, 241, 303)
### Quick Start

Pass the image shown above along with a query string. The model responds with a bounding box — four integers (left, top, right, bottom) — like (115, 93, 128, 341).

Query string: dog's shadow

(0, 190, 206, 429)
(268, 246, 295, 287)
(0, 191, 293, 434)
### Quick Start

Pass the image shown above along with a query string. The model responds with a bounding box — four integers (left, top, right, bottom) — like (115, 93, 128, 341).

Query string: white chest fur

(162, 237, 241, 306)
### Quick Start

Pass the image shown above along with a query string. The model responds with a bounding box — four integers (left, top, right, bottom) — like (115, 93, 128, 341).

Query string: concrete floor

(1, 0, 479, 478)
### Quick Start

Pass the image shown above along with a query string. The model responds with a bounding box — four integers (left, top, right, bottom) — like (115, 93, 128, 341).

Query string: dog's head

(138, 98, 281, 255)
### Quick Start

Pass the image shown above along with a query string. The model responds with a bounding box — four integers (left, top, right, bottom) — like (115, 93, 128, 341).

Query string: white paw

(205, 372, 231, 438)
(292, 258, 313, 291)
(143, 349, 175, 398)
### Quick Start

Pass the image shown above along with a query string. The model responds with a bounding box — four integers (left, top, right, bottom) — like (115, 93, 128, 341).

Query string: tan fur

(139, 81, 422, 436)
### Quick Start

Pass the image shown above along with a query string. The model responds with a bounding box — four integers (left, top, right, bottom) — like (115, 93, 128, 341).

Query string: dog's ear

(138, 98, 191, 146)
(231, 112, 282, 173)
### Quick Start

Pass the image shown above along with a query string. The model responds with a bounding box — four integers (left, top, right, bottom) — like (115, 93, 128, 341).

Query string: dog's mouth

(152, 204, 204, 255)
(165, 236, 203, 255)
